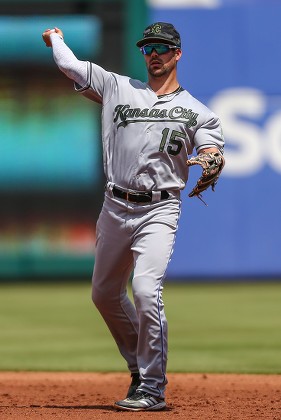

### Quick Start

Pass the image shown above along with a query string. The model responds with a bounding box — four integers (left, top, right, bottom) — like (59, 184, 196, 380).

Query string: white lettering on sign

(265, 111, 281, 173)
(209, 88, 281, 176)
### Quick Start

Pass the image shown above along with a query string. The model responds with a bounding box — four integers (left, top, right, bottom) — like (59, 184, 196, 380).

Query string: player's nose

(150, 48, 159, 57)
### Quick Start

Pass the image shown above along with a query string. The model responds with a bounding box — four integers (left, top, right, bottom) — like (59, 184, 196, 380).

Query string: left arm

(194, 111, 225, 156)
(187, 112, 225, 202)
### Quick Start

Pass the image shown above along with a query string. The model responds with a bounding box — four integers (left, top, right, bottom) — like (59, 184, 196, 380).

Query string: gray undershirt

(50, 33, 88, 87)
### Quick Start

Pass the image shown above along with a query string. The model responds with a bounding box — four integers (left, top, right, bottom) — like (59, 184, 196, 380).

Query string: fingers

(54, 27, 64, 39)
(42, 28, 63, 47)
(42, 28, 54, 47)
(43, 28, 55, 35)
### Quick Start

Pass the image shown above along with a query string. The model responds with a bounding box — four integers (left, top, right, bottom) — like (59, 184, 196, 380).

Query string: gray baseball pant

(92, 192, 180, 399)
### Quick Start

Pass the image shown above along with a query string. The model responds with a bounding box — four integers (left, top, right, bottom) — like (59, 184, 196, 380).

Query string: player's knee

(92, 286, 108, 309)
(92, 286, 122, 310)
(132, 276, 160, 312)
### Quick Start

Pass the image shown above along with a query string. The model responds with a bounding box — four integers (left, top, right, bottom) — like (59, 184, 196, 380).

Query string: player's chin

(148, 67, 167, 77)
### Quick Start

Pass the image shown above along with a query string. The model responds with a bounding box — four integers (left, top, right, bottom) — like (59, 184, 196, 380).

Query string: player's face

(141, 44, 182, 78)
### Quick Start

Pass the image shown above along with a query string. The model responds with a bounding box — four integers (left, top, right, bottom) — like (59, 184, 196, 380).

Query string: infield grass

(0, 282, 280, 373)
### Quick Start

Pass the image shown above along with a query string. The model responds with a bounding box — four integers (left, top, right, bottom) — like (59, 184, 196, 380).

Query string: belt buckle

(127, 191, 141, 203)
(122, 188, 150, 204)
(128, 192, 138, 203)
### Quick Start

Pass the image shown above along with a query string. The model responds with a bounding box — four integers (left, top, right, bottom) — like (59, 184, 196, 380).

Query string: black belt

(112, 186, 169, 203)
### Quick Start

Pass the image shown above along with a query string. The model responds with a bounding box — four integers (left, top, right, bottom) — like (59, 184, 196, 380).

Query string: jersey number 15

(159, 128, 185, 156)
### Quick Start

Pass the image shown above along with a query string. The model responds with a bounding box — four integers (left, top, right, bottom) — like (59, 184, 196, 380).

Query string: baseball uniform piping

(156, 201, 181, 395)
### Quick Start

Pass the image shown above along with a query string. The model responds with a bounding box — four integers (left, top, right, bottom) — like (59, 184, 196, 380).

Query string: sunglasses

(140, 44, 178, 55)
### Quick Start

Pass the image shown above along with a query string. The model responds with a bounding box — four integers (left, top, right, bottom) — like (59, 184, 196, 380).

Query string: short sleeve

(74, 62, 117, 105)
(194, 112, 225, 154)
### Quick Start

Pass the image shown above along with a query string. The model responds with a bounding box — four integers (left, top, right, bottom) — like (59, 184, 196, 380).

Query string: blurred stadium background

(1, 0, 281, 282)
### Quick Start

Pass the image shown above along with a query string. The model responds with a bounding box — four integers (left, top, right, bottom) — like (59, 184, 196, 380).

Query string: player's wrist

(198, 147, 219, 155)
(50, 32, 64, 42)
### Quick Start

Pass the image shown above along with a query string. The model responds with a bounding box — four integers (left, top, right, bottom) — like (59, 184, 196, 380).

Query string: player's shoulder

(180, 88, 209, 111)
(109, 71, 144, 86)
(181, 88, 218, 119)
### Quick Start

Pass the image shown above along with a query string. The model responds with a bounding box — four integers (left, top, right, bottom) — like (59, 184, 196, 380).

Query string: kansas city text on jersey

(113, 104, 199, 129)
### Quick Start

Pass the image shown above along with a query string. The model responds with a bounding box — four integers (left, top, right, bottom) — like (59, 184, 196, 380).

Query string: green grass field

(0, 282, 280, 374)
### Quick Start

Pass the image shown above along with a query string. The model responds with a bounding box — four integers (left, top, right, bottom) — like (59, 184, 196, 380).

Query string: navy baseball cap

(136, 22, 181, 48)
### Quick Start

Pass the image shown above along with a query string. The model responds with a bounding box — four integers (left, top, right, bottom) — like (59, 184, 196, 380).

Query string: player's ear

(175, 49, 182, 62)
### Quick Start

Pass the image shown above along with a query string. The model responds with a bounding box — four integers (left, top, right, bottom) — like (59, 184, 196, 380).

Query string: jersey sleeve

(74, 62, 117, 105)
(193, 111, 225, 154)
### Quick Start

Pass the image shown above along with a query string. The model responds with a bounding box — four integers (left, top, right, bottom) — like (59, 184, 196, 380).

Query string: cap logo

(137, 22, 181, 48)
(151, 24, 162, 34)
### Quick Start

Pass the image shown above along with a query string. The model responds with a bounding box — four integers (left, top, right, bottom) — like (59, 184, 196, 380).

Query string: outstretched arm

(42, 27, 88, 88)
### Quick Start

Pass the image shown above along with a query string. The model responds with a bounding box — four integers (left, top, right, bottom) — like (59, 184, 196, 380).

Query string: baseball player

(42, 22, 224, 411)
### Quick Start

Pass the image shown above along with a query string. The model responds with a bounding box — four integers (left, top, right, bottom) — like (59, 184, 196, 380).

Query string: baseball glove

(186, 151, 225, 205)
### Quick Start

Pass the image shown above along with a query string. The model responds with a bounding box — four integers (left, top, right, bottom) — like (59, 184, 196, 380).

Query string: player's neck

(148, 74, 180, 97)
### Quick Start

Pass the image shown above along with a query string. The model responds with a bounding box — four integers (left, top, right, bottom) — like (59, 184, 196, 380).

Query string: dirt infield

(0, 372, 280, 419)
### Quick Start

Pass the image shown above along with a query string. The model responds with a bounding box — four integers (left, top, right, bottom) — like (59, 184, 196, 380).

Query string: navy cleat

(126, 372, 141, 398)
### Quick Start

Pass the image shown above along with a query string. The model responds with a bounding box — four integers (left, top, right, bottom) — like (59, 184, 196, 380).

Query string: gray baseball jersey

(49, 33, 224, 400)
(75, 62, 224, 192)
